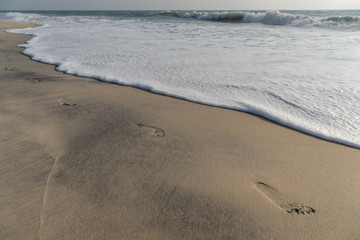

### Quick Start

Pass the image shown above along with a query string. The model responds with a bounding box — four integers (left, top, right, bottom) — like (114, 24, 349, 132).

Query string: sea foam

(4, 10, 360, 148)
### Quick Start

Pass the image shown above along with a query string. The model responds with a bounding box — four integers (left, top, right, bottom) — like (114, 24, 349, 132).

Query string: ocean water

(2, 10, 360, 148)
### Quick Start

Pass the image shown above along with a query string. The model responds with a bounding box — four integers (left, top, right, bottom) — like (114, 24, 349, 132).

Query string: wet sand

(1, 21, 360, 240)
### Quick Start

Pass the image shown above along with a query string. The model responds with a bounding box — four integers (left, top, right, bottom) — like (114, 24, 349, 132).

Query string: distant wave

(162, 11, 245, 21)
(4, 10, 360, 29)
(163, 10, 360, 28)
(242, 10, 360, 28)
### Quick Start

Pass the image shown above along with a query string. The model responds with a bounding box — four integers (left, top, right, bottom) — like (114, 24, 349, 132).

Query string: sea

(1, 10, 360, 148)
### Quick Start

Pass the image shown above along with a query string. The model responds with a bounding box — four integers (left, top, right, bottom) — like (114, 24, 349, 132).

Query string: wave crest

(4, 10, 360, 29)
(163, 11, 244, 22)
(164, 10, 360, 29)
(243, 10, 360, 28)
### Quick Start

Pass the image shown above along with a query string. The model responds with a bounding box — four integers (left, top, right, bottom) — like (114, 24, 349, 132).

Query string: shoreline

(6, 21, 359, 150)
(1, 21, 359, 239)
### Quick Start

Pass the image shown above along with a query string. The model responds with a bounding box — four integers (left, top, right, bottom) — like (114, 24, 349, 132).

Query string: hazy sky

(1, 0, 360, 11)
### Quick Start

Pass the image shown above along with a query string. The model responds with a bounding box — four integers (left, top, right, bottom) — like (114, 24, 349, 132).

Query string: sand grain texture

(1, 21, 360, 240)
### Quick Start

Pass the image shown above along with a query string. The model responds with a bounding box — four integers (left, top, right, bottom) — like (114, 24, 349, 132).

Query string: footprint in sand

(27, 78, 41, 84)
(255, 182, 315, 215)
(137, 123, 165, 137)
(5, 67, 17, 72)
(58, 99, 77, 107)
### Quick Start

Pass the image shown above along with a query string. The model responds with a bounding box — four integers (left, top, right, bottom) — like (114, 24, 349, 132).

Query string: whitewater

(2, 10, 360, 148)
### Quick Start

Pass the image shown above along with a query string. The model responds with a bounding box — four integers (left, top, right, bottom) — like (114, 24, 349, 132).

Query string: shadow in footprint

(137, 123, 165, 137)
(255, 182, 315, 215)
(58, 99, 77, 107)
(27, 78, 41, 84)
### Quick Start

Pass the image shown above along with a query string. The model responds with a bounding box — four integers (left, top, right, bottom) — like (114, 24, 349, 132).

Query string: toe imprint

(255, 182, 315, 215)
(137, 123, 165, 137)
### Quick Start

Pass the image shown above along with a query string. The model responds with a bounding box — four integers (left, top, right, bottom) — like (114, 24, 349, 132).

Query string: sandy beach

(1, 21, 360, 239)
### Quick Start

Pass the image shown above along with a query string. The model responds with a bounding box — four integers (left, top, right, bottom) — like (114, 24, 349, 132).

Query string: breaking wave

(4, 10, 360, 29)
(178, 12, 245, 21)
(243, 10, 360, 28)
(163, 10, 360, 28)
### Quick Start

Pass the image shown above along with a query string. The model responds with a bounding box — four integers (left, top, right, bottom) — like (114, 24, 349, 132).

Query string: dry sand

(1, 21, 360, 240)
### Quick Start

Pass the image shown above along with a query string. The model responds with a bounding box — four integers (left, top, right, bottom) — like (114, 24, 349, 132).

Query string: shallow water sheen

(3, 10, 360, 147)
